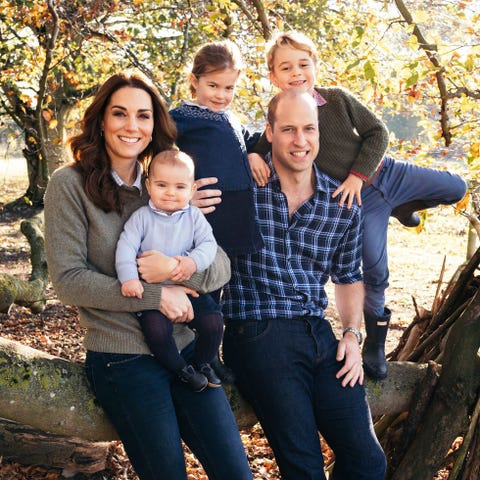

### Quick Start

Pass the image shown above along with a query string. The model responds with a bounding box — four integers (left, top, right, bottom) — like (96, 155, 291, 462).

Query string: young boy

(115, 150, 223, 392)
(249, 31, 467, 380)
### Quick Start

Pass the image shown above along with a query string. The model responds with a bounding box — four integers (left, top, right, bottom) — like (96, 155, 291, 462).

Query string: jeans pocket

(226, 320, 270, 345)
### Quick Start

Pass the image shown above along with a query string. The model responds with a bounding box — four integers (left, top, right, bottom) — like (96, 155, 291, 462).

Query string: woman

(44, 71, 252, 480)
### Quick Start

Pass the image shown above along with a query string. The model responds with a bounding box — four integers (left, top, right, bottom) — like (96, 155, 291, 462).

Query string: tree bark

(0, 216, 48, 313)
(0, 417, 112, 476)
(0, 336, 428, 442)
(391, 288, 480, 480)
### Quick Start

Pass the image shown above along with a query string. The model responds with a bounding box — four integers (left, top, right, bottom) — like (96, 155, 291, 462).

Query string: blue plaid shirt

(222, 155, 363, 320)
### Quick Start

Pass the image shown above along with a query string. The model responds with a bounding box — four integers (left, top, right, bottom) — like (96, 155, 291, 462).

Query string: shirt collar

(148, 200, 190, 217)
(183, 100, 227, 114)
(111, 162, 143, 192)
(312, 89, 327, 107)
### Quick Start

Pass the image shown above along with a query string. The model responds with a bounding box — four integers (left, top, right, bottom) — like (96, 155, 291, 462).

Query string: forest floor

(0, 158, 469, 479)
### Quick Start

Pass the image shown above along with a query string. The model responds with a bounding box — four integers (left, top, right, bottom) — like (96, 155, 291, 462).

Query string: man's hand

(191, 177, 222, 214)
(121, 279, 144, 299)
(137, 250, 178, 283)
(170, 256, 197, 283)
(248, 153, 270, 187)
(332, 173, 363, 208)
(336, 332, 364, 387)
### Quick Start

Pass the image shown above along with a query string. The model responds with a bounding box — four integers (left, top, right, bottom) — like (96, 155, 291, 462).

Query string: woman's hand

(160, 285, 198, 323)
(137, 250, 178, 283)
(192, 177, 222, 214)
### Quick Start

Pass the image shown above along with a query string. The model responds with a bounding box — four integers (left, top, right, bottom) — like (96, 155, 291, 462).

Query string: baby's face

(269, 46, 316, 94)
(146, 163, 196, 214)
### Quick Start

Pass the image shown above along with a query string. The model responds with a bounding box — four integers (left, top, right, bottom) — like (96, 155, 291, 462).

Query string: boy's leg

(380, 156, 467, 224)
(188, 294, 224, 365)
(138, 310, 208, 392)
(189, 294, 224, 386)
(138, 310, 186, 372)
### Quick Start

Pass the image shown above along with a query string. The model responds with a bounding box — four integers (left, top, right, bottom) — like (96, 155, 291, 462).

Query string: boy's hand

(248, 153, 270, 187)
(170, 256, 197, 283)
(137, 250, 178, 283)
(332, 173, 363, 208)
(121, 279, 144, 299)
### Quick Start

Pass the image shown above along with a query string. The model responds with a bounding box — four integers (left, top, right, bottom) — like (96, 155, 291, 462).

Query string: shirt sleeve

(187, 207, 218, 272)
(115, 211, 143, 284)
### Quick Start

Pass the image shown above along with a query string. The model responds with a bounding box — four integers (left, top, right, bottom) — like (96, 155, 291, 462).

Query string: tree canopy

(1, 0, 479, 205)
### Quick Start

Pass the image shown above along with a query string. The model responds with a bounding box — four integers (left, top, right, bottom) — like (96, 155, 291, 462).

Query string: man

(220, 90, 386, 479)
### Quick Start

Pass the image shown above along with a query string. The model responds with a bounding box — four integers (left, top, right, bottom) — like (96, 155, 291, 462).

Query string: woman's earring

(100, 130, 104, 137)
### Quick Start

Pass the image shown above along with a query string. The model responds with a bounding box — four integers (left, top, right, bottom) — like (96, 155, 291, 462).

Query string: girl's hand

(248, 153, 271, 187)
(192, 177, 222, 214)
(332, 174, 363, 208)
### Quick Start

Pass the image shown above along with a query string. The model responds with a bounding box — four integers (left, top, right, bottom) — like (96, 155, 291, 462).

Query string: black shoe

(210, 355, 236, 384)
(198, 363, 222, 388)
(362, 308, 391, 380)
(178, 365, 208, 392)
(391, 200, 431, 228)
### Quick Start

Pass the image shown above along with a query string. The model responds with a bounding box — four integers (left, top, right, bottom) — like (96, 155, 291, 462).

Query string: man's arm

(334, 281, 365, 387)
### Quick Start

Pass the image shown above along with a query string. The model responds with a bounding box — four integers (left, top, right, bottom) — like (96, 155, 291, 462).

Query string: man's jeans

(223, 316, 386, 480)
(85, 341, 252, 480)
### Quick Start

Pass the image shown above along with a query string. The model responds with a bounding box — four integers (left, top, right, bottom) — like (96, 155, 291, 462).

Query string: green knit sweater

(254, 86, 390, 182)
(44, 165, 231, 354)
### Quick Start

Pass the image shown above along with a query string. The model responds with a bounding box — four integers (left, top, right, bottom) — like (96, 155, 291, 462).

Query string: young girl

(248, 31, 467, 380)
(169, 40, 263, 258)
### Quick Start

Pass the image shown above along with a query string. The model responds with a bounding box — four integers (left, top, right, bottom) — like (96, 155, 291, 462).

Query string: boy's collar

(312, 89, 327, 106)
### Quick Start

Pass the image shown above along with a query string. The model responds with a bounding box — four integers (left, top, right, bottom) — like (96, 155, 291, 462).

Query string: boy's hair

(189, 40, 243, 96)
(148, 149, 195, 181)
(266, 31, 319, 72)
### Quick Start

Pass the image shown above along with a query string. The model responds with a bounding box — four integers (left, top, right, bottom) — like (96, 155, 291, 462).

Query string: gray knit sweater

(44, 165, 231, 354)
(253, 86, 390, 182)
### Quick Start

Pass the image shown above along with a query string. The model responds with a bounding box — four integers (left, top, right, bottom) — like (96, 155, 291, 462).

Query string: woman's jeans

(223, 316, 387, 480)
(362, 155, 467, 316)
(85, 341, 252, 480)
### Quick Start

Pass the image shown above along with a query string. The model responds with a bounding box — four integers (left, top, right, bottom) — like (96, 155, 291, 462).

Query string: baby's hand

(332, 173, 363, 208)
(248, 153, 270, 187)
(170, 256, 197, 283)
(121, 279, 144, 299)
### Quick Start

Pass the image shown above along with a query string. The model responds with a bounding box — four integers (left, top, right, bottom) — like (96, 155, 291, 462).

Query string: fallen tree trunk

(0, 417, 112, 477)
(0, 215, 47, 314)
(0, 336, 429, 442)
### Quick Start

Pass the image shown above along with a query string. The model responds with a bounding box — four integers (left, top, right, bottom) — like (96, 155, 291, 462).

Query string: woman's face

(102, 86, 154, 169)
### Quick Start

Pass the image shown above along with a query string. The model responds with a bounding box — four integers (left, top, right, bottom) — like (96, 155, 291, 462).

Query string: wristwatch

(342, 327, 363, 345)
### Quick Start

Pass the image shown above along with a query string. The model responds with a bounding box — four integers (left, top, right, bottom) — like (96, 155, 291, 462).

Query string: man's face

(266, 95, 319, 176)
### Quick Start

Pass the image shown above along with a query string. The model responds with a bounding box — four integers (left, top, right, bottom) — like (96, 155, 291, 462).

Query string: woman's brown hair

(69, 71, 176, 213)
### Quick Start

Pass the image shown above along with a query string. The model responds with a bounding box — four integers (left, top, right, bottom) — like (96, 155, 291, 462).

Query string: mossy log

(0, 336, 428, 442)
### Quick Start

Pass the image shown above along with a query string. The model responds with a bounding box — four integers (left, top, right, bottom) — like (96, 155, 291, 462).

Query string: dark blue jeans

(223, 316, 386, 480)
(85, 341, 252, 480)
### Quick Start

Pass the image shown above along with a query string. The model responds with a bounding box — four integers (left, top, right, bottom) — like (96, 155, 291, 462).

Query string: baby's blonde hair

(148, 149, 195, 181)
(266, 31, 319, 72)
